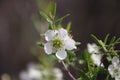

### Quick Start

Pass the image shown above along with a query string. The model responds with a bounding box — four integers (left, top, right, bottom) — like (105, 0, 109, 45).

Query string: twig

(61, 61, 77, 80)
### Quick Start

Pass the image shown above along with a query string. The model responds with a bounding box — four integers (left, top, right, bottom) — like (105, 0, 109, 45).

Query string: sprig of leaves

(91, 34, 120, 57)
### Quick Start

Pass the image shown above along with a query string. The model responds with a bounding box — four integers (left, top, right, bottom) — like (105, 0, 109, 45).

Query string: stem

(61, 61, 77, 80)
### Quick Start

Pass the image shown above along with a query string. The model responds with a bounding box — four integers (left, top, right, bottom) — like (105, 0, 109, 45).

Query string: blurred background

(0, 0, 120, 80)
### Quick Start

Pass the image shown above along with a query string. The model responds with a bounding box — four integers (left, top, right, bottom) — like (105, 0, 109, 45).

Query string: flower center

(52, 39, 63, 49)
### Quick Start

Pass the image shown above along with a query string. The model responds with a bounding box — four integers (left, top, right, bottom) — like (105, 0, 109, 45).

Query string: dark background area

(0, 0, 120, 79)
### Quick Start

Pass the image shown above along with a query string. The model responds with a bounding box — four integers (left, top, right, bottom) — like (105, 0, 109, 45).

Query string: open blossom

(19, 63, 42, 80)
(108, 57, 120, 80)
(87, 43, 103, 66)
(87, 43, 99, 54)
(91, 53, 103, 66)
(19, 63, 63, 80)
(44, 28, 76, 60)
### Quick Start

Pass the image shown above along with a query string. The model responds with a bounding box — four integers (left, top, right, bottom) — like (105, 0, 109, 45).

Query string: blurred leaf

(104, 34, 109, 45)
(49, 24, 53, 30)
(78, 70, 90, 80)
(55, 14, 70, 27)
(66, 50, 77, 65)
(66, 22, 71, 33)
(51, 3, 56, 18)
(91, 34, 101, 46)
(110, 36, 116, 44)
(99, 40, 107, 52)
(36, 41, 44, 47)
(40, 12, 52, 24)
(75, 42, 81, 46)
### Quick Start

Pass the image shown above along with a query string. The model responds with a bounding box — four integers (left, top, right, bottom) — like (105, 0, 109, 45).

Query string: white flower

(91, 53, 103, 66)
(108, 57, 120, 80)
(53, 68, 63, 80)
(44, 28, 76, 60)
(87, 43, 103, 66)
(19, 63, 42, 80)
(87, 43, 99, 54)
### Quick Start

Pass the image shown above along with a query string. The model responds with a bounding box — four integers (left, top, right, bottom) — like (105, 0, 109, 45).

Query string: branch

(61, 61, 77, 80)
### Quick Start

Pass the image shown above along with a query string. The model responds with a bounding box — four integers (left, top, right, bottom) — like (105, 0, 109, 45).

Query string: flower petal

(45, 30, 57, 41)
(58, 28, 68, 38)
(56, 49, 67, 60)
(91, 54, 102, 66)
(108, 65, 114, 77)
(44, 42, 53, 54)
(115, 78, 120, 80)
(112, 56, 119, 67)
(87, 43, 99, 54)
(64, 36, 76, 50)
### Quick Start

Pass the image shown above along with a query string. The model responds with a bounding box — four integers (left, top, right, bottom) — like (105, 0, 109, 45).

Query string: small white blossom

(19, 63, 63, 80)
(53, 68, 63, 80)
(19, 63, 42, 80)
(91, 53, 103, 66)
(44, 28, 76, 60)
(87, 43, 99, 54)
(87, 43, 103, 66)
(108, 57, 120, 80)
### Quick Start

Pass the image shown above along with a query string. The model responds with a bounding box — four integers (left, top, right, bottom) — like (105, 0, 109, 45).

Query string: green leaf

(82, 50, 92, 71)
(91, 67, 101, 80)
(110, 36, 116, 44)
(116, 37, 120, 42)
(91, 34, 101, 46)
(75, 42, 81, 46)
(66, 22, 71, 33)
(99, 40, 107, 52)
(104, 34, 109, 45)
(55, 14, 70, 27)
(40, 12, 52, 24)
(49, 24, 53, 30)
(91, 35, 108, 52)
(36, 42, 44, 47)
(105, 75, 113, 80)
(51, 3, 56, 18)
(79, 70, 90, 80)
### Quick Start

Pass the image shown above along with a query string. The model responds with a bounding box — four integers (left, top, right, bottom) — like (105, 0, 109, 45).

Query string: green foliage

(51, 3, 56, 18)
(38, 2, 120, 80)
(55, 14, 70, 28)
(40, 12, 52, 24)
(91, 34, 120, 56)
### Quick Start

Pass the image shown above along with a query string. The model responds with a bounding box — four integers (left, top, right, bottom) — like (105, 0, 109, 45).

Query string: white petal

(53, 68, 63, 80)
(28, 68, 42, 80)
(19, 71, 30, 80)
(108, 65, 114, 77)
(112, 57, 119, 67)
(45, 30, 57, 41)
(44, 42, 53, 54)
(64, 36, 76, 50)
(58, 28, 68, 38)
(87, 43, 99, 54)
(56, 49, 67, 60)
(91, 54, 102, 66)
(115, 78, 120, 80)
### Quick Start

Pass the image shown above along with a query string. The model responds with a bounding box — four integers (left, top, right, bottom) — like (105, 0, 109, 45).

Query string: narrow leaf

(91, 34, 101, 46)
(51, 3, 56, 17)
(110, 36, 116, 44)
(55, 14, 70, 27)
(49, 24, 53, 30)
(66, 22, 71, 33)
(104, 34, 109, 45)
(75, 42, 81, 46)
(40, 12, 52, 24)
(79, 70, 90, 80)
(36, 42, 44, 47)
